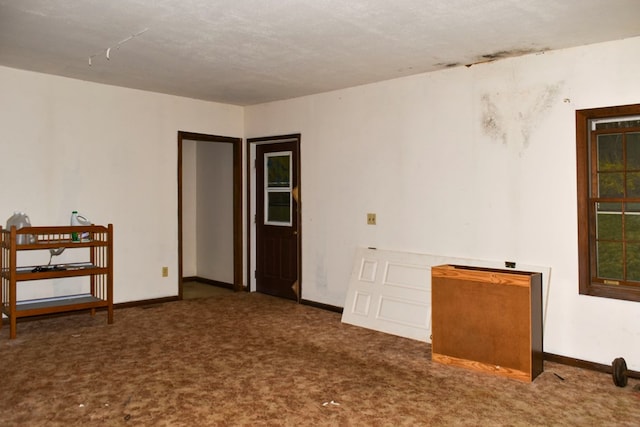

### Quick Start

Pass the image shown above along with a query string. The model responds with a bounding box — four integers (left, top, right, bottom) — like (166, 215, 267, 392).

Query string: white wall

(0, 66, 244, 302)
(196, 142, 234, 283)
(244, 37, 640, 369)
(181, 140, 197, 277)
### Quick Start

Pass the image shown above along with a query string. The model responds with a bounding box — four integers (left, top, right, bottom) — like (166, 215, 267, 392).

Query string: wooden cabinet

(431, 264, 543, 382)
(0, 224, 113, 339)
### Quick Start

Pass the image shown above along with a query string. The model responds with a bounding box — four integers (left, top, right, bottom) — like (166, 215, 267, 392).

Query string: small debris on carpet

(554, 373, 565, 381)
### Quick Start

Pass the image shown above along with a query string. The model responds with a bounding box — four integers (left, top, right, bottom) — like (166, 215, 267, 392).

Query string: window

(576, 104, 640, 302)
(264, 151, 292, 225)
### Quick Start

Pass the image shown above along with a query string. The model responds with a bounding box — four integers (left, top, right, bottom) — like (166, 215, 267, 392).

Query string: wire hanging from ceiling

(88, 28, 149, 66)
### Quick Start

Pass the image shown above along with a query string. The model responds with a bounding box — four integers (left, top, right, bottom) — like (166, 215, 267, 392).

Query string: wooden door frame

(247, 134, 302, 301)
(177, 131, 244, 299)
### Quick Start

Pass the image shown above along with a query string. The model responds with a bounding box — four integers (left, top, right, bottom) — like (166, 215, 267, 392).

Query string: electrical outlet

(162, 266, 169, 277)
(367, 213, 376, 225)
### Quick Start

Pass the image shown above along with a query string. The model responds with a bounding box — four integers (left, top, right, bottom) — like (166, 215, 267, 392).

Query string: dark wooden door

(256, 141, 300, 300)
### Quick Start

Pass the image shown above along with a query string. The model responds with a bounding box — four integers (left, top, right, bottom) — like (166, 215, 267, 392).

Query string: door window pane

(264, 151, 293, 226)
(267, 155, 290, 188)
(267, 192, 291, 223)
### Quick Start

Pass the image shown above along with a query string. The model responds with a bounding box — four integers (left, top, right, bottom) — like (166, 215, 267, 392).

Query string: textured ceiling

(1, 0, 639, 106)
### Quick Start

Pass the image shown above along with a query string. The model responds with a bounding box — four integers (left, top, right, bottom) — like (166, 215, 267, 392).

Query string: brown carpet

(1, 291, 638, 426)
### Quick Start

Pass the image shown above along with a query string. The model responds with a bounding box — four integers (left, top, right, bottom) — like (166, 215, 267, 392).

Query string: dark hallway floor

(182, 281, 233, 299)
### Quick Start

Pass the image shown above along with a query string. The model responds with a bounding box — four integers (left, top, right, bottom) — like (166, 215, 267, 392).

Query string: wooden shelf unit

(0, 224, 113, 339)
(431, 264, 543, 382)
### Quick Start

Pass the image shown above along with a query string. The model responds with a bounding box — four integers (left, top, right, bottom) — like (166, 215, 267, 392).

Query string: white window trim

(264, 151, 293, 226)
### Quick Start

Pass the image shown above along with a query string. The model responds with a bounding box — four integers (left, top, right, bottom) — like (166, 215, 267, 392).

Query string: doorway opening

(247, 134, 301, 301)
(178, 131, 243, 299)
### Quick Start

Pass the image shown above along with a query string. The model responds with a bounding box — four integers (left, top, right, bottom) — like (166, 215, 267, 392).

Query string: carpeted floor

(1, 291, 638, 426)
(182, 281, 233, 300)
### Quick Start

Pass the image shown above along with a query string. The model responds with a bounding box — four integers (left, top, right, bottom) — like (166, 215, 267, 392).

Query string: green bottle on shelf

(71, 211, 80, 242)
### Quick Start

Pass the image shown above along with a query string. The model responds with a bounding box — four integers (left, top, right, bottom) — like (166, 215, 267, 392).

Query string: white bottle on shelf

(70, 211, 91, 241)
(71, 211, 81, 241)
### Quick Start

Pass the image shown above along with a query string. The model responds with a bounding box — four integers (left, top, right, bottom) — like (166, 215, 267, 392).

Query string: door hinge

(253, 214, 256, 224)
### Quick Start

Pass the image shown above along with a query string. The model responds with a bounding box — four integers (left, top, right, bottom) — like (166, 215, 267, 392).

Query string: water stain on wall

(520, 83, 562, 148)
(481, 82, 564, 150)
(481, 94, 507, 145)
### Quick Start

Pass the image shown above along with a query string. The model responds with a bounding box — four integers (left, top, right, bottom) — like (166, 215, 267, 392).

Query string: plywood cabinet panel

(431, 264, 543, 382)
